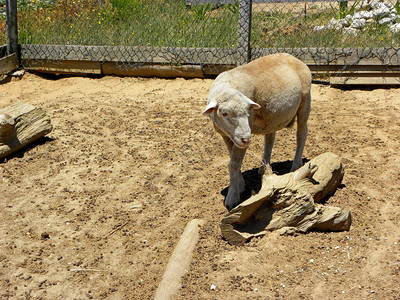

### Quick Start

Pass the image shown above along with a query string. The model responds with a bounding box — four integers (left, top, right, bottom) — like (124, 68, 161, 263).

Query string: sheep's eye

(221, 112, 228, 117)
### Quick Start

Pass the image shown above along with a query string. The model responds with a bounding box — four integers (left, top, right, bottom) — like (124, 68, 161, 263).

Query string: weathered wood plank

(252, 47, 400, 66)
(220, 153, 350, 245)
(23, 59, 208, 77)
(0, 102, 52, 159)
(309, 64, 400, 73)
(102, 62, 205, 78)
(22, 57, 400, 84)
(23, 59, 102, 75)
(330, 76, 400, 85)
(154, 219, 206, 300)
(0, 53, 18, 74)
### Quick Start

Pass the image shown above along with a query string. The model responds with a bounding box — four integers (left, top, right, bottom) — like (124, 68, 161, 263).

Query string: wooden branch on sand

(155, 219, 206, 300)
(220, 152, 351, 245)
(0, 102, 52, 159)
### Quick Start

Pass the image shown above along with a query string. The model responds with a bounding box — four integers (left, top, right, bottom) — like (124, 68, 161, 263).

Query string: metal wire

(3, 0, 400, 75)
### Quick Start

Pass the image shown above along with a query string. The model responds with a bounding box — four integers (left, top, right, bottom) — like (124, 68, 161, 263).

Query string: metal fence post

(237, 0, 252, 65)
(6, 0, 18, 56)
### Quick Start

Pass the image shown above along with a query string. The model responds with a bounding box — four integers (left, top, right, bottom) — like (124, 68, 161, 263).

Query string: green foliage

(337, 0, 359, 19)
(225, 2, 239, 14)
(394, 0, 400, 14)
(17, 0, 238, 47)
(338, 0, 347, 19)
(348, 1, 359, 16)
(188, 3, 216, 20)
(12, 0, 398, 49)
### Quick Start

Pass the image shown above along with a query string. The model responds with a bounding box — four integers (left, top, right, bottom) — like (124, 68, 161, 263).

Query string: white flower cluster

(314, 0, 400, 34)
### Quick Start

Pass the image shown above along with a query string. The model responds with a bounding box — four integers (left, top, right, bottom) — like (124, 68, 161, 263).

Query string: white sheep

(203, 53, 312, 210)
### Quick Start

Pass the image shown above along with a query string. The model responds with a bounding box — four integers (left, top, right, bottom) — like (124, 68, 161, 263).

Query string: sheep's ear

(246, 98, 261, 110)
(202, 101, 217, 115)
(250, 103, 261, 110)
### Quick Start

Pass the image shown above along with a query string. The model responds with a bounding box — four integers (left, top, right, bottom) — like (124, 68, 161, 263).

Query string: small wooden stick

(104, 220, 129, 239)
(69, 268, 106, 272)
(154, 219, 206, 300)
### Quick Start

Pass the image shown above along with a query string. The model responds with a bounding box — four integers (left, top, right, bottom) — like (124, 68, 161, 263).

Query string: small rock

(210, 284, 216, 291)
(389, 23, 400, 33)
(353, 11, 374, 19)
(373, 7, 391, 18)
(313, 25, 326, 31)
(41, 232, 50, 240)
(379, 17, 395, 25)
(343, 27, 360, 35)
(351, 18, 366, 29)
(10, 69, 25, 77)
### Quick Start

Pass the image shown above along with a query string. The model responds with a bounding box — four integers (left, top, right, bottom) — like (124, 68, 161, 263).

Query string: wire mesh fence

(3, 0, 400, 78)
(16, 0, 243, 72)
(250, 0, 400, 72)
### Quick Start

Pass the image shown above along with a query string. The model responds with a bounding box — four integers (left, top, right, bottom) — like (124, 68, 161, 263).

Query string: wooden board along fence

(0, 45, 19, 75)
(0, 53, 18, 75)
(20, 44, 400, 85)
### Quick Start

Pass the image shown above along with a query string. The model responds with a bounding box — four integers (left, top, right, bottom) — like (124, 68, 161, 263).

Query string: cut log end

(0, 114, 16, 144)
(0, 102, 52, 158)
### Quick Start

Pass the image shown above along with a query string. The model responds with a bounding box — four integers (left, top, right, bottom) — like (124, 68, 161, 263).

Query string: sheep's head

(203, 86, 260, 148)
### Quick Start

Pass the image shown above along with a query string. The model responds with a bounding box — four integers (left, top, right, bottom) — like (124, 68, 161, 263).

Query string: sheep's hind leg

(291, 123, 307, 172)
(291, 94, 311, 172)
(260, 133, 275, 175)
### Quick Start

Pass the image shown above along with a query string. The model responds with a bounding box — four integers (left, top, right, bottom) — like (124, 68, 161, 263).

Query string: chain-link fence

(16, 0, 243, 74)
(4, 0, 400, 79)
(250, 0, 400, 79)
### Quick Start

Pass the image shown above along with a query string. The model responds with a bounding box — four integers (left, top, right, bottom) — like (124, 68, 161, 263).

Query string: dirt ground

(0, 73, 399, 300)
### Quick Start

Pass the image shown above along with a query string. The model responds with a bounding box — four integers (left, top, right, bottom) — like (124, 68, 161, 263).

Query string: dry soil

(0, 73, 399, 299)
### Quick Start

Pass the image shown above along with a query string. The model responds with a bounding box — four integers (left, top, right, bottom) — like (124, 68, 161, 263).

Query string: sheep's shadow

(221, 159, 310, 204)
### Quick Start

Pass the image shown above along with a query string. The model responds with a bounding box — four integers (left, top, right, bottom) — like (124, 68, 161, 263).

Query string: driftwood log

(154, 219, 206, 300)
(0, 102, 52, 159)
(220, 152, 351, 245)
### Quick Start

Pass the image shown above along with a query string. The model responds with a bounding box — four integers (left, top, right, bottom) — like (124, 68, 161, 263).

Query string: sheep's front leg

(223, 136, 246, 210)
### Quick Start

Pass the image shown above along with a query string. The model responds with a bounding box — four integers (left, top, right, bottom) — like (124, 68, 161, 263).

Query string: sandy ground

(0, 73, 399, 299)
